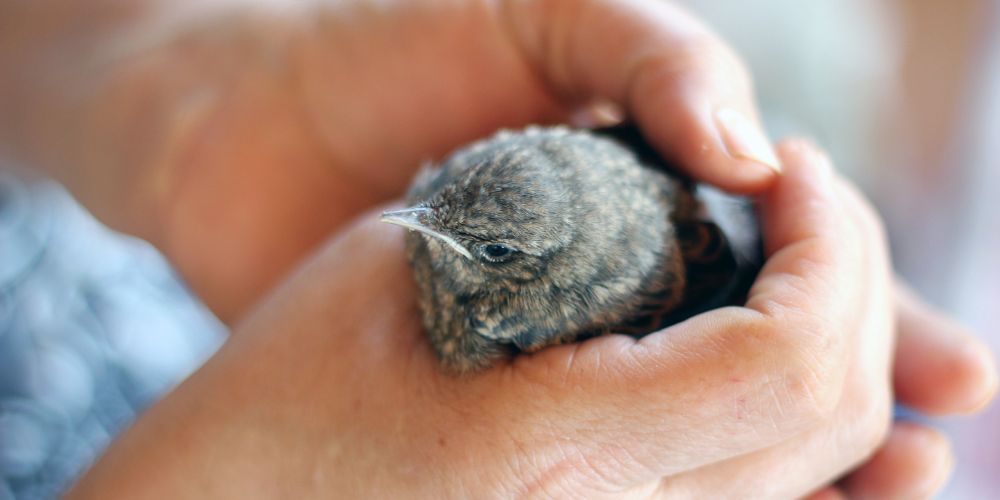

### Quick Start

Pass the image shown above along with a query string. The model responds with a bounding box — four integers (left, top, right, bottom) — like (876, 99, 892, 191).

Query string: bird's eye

(481, 243, 515, 262)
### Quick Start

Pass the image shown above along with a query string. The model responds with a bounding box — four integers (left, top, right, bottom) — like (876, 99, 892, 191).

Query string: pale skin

(0, 0, 996, 498)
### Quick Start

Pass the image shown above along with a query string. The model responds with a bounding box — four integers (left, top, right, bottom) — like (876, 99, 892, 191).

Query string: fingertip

(900, 423, 955, 498)
(980, 350, 1000, 409)
(894, 288, 1000, 416)
(948, 338, 999, 415)
(842, 422, 954, 500)
(714, 107, 781, 173)
(615, 31, 780, 193)
(634, 101, 779, 194)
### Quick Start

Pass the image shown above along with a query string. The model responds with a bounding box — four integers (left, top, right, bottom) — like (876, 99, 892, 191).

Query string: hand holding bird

(384, 126, 758, 372)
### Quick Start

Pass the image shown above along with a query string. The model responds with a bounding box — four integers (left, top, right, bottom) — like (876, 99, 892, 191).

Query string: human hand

(29, 0, 776, 320)
(10, 0, 993, 495)
(68, 141, 996, 498)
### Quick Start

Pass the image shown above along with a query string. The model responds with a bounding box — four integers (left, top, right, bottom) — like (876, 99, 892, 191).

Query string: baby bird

(382, 125, 755, 373)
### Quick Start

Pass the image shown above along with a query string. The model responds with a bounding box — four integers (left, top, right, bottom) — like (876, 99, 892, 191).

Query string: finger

(841, 422, 953, 500)
(506, 139, 857, 488)
(655, 175, 895, 500)
(499, 0, 781, 193)
(233, 210, 429, 365)
(893, 281, 999, 415)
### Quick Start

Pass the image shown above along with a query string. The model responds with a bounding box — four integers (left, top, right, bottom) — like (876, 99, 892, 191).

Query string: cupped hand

(119, 0, 773, 320)
(69, 141, 996, 499)
(53, 0, 996, 496)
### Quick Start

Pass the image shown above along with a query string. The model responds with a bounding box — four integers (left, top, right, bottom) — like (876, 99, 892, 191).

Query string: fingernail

(715, 108, 781, 173)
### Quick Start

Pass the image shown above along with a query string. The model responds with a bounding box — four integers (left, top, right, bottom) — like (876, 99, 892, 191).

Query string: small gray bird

(382, 125, 759, 373)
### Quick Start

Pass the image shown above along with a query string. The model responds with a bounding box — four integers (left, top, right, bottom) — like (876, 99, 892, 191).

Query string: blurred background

(0, 0, 998, 498)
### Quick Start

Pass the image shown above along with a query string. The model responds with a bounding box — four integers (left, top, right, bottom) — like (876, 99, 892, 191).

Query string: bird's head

(381, 154, 580, 287)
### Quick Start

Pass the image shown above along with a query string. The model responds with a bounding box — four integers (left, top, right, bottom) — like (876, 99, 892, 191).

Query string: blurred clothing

(0, 173, 224, 499)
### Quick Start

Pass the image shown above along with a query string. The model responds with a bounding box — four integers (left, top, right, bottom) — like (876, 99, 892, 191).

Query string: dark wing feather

(596, 123, 764, 334)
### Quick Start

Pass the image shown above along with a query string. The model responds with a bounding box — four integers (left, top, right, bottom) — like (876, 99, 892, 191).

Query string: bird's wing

(610, 219, 740, 335)
(596, 123, 763, 333)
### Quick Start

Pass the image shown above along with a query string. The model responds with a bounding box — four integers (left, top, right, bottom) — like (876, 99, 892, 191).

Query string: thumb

(500, 0, 780, 192)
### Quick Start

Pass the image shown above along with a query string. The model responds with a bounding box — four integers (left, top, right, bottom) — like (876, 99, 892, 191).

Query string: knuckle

(758, 314, 846, 422)
(783, 357, 843, 423)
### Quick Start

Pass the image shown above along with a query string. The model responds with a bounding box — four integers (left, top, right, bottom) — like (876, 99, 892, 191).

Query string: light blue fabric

(0, 173, 224, 499)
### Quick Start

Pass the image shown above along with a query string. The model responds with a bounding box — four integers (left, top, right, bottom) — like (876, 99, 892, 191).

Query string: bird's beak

(380, 207, 473, 260)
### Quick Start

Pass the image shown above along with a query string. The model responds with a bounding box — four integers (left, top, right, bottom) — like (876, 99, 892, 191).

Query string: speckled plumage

(384, 125, 752, 373)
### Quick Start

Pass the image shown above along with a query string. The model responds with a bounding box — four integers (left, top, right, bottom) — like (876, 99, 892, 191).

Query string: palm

(165, 1, 564, 320)
(234, 214, 679, 496)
